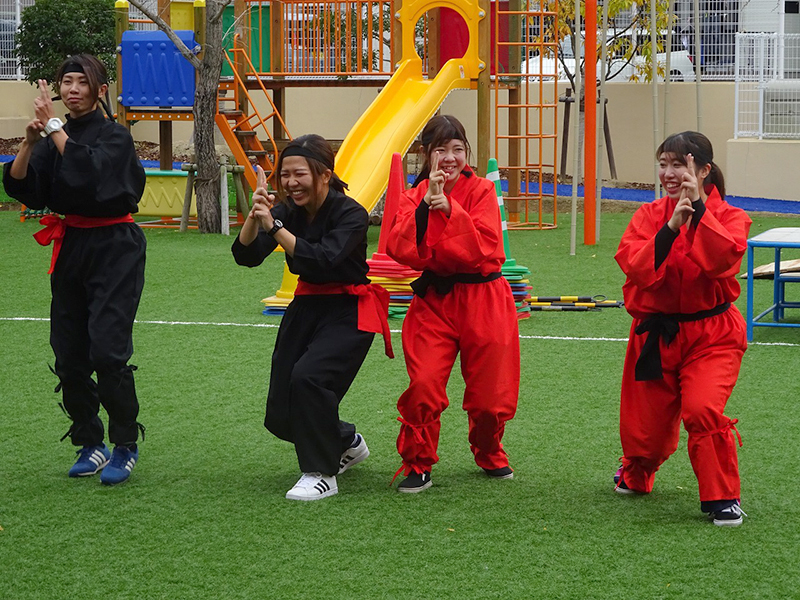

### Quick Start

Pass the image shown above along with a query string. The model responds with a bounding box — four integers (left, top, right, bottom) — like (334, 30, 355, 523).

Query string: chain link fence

(735, 32, 800, 139)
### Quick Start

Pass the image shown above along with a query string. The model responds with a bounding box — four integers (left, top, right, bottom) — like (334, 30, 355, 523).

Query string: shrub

(16, 0, 116, 87)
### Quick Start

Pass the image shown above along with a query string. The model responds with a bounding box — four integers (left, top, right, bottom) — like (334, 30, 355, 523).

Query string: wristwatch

(43, 117, 64, 136)
(267, 219, 284, 236)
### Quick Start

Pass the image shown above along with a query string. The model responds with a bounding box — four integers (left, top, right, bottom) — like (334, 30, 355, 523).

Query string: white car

(522, 48, 696, 83)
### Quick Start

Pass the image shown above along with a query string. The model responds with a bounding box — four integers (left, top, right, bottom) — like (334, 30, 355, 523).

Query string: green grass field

(1, 208, 799, 599)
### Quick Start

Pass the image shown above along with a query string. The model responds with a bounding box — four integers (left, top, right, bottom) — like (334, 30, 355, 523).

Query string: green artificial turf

(1, 209, 799, 599)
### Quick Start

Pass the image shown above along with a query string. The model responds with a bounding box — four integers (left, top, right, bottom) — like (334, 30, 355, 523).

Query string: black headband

(62, 62, 84, 75)
(281, 145, 334, 171)
(61, 60, 107, 84)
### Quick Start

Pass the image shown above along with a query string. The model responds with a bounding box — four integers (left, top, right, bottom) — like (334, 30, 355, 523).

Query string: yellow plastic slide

(334, 57, 474, 213)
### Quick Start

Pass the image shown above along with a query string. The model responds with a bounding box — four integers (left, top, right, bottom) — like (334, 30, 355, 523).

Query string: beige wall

(3, 79, 797, 202)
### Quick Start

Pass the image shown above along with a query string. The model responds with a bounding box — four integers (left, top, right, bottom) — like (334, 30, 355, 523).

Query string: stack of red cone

(367, 153, 420, 318)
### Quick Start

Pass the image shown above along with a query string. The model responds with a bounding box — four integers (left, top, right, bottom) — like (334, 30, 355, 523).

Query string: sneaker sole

(285, 488, 338, 501)
(713, 516, 743, 527)
(338, 447, 370, 475)
(486, 472, 514, 480)
(69, 459, 110, 478)
(615, 485, 638, 495)
(397, 481, 432, 494)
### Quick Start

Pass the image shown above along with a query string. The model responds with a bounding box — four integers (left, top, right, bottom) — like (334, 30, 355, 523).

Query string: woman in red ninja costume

(614, 131, 751, 526)
(387, 115, 520, 493)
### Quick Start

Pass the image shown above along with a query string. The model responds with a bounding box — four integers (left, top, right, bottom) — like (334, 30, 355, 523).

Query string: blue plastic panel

(120, 30, 197, 107)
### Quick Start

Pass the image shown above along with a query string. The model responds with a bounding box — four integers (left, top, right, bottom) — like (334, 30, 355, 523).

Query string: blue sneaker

(68, 444, 111, 477)
(100, 445, 138, 485)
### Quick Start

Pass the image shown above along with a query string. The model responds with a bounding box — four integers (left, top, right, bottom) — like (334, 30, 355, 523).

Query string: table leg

(747, 243, 754, 342)
(773, 247, 782, 321)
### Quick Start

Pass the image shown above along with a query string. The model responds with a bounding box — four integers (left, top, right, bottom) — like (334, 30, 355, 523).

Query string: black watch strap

(267, 219, 283, 236)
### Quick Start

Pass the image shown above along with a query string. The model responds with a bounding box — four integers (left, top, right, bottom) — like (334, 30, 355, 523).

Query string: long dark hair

(413, 114, 472, 186)
(274, 134, 348, 198)
(657, 131, 726, 199)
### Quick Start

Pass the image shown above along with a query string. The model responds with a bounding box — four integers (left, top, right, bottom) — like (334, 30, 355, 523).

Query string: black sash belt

(411, 271, 503, 298)
(634, 302, 731, 381)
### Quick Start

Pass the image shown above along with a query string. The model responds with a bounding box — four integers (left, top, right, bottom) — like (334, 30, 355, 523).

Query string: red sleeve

(615, 203, 671, 292)
(386, 184, 433, 271)
(685, 205, 752, 279)
(424, 177, 502, 271)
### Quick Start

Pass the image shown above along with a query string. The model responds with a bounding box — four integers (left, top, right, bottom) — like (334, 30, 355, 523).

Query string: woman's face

(280, 155, 330, 212)
(658, 151, 705, 200)
(430, 138, 468, 190)
(59, 72, 100, 118)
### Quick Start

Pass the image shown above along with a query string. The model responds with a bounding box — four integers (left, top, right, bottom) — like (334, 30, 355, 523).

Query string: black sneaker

(483, 466, 514, 479)
(614, 466, 637, 495)
(710, 501, 747, 527)
(397, 471, 432, 493)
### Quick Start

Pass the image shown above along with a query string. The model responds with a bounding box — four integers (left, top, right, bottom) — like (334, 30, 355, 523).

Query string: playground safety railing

(217, 33, 293, 187)
(735, 33, 800, 140)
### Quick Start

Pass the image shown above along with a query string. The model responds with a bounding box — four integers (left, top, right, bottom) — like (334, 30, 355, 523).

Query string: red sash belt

(295, 280, 394, 358)
(33, 214, 135, 274)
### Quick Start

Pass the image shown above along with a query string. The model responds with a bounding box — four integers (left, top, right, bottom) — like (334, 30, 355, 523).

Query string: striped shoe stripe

(123, 459, 136, 473)
(89, 451, 105, 466)
(313, 479, 330, 494)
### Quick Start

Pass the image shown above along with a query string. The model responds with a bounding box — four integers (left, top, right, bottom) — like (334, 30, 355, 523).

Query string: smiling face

(280, 155, 330, 213)
(430, 138, 468, 191)
(59, 72, 104, 118)
(658, 152, 708, 200)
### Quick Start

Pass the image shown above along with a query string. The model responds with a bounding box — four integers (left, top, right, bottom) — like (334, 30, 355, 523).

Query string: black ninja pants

(49, 223, 146, 447)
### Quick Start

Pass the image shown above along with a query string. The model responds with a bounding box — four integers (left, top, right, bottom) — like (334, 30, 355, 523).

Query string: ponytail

(706, 161, 726, 199)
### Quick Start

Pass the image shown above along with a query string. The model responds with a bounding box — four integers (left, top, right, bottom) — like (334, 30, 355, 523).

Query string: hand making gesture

(425, 151, 451, 216)
(667, 153, 700, 232)
(33, 79, 56, 127)
(249, 165, 276, 230)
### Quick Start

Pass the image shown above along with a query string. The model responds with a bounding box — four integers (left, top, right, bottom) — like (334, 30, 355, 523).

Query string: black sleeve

(231, 204, 286, 267)
(57, 125, 145, 208)
(415, 199, 429, 245)
(291, 201, 368, 278)
(690, 199, 706, 228)
(2, 143, 54, 210)
(654, 223, 679, 270)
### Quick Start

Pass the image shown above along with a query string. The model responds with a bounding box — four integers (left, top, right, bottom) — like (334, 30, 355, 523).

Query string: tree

(17, 0, 116, 86)
(534, 0, 674, 93)
(128, 0, 232, 233)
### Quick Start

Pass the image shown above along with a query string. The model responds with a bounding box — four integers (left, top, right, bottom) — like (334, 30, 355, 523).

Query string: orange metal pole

(583, 0, 597, 246)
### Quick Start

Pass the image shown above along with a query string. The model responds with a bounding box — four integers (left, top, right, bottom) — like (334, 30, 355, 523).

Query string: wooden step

(235, 130, 257, 137)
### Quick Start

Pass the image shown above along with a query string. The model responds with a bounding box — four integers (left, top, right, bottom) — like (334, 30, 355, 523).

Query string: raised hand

(667, 154, 700, 232)
(249, 165, 276, 230)
(426, 151, 445, 205)
(33, 79, 55, 125)
(680, 154, 701, 204)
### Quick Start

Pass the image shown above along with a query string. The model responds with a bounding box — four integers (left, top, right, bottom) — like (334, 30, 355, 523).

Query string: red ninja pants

(619, 307, 746, 501)
(396, 278, 520, 474)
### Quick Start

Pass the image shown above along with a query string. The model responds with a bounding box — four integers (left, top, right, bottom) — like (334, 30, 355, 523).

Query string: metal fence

(0, 0, 34, 80)
(735, 33, 800, 139)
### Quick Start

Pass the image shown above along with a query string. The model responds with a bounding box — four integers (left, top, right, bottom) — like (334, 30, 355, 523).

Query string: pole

(584, 0, 597, 245)
(664, 0, 674, 137)
(651, 0, 660, 200)
(596, 0, 608, 241)
(477, 0, 491, 176)
(693, 0, 703, 131)
(569, 2, 582, 256)
(114, 1, 130, 131)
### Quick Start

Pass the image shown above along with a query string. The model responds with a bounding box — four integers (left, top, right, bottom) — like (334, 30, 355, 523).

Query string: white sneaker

(338, 433, 370, 474)
(285, 472, 338, 501)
